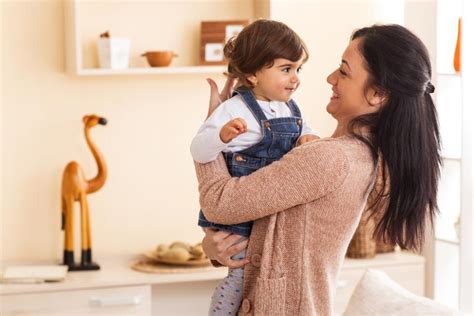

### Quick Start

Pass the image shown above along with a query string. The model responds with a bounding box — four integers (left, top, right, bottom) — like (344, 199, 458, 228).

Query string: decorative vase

(453, 18, 462, 73)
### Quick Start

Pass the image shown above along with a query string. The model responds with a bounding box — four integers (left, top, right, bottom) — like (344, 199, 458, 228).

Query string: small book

(2, 265, 68, 283)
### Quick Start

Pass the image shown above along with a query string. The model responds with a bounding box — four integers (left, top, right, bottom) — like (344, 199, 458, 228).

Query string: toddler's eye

(297, 66, 303, 73)
(282, 67, 290, 72)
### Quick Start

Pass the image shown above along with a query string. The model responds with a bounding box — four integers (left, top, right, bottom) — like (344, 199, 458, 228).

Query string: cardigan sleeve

(194, 139, 350, 224)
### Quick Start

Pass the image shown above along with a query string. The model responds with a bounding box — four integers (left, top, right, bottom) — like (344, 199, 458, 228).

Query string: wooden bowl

(141, 51, 178, 67)
(143, 250, 210, 266)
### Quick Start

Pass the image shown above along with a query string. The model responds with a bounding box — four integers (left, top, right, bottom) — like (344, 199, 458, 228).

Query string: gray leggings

(208, 249, 246, 316)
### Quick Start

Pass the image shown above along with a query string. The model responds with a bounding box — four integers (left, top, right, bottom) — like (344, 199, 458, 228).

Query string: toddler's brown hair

(224, 19, 309, 87)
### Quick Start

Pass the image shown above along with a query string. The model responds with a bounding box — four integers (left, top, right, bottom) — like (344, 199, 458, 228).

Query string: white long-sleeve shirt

(190, 94, 318, 163)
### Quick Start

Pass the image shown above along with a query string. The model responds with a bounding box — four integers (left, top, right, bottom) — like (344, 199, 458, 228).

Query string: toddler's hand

(296, 134, 320, 146)
(220, 118, 247, 143)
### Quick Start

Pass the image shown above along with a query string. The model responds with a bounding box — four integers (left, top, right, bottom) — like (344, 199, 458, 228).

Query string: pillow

(342, 269, 459, 316)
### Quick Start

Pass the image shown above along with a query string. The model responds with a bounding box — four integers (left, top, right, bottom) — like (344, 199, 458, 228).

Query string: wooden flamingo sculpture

(61, 114, 107, 271)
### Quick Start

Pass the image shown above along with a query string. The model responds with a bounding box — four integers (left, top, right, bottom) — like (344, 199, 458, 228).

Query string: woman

(195, 24, 441, 315)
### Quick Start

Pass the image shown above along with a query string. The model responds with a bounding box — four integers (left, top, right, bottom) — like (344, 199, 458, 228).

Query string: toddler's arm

(301, 120, 319, 137)
(190, 105, 234, 163)
(298, 120, 320, 146)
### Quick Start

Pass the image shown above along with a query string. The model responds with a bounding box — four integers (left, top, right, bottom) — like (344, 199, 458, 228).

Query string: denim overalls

(198, 86, 303, 237)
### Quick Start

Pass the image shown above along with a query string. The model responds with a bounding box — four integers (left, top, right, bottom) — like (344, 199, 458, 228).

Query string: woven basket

(376, 240, 396, 253)
(347, 160, 395, 258)
(346, 210, 376, 258)
(372, 203, 396, 254)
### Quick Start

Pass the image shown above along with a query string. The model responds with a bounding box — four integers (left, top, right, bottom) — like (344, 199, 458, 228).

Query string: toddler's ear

(247, 75, 258, 86)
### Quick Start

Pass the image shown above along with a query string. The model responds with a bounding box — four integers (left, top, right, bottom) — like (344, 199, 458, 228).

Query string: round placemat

(131, 259, 213, 274)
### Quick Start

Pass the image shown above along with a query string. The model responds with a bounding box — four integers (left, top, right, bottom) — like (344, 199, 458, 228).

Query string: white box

(2, 265, 68, 283)
(97, 38, 130, 69)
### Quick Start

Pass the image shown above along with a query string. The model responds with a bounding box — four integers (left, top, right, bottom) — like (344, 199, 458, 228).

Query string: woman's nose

(327, 70, 337, 85)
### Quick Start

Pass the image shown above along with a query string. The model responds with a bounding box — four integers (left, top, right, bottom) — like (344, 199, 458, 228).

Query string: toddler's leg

(209, 249, 246, 316)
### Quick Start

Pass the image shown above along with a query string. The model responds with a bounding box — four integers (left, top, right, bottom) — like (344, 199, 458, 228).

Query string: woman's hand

(202, 228, 249, 269)
(206, 77, 238, 119)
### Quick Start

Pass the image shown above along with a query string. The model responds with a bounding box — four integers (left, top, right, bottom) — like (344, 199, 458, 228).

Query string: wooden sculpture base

(63, 250, 101, 271)
(67, 262, 101, 272)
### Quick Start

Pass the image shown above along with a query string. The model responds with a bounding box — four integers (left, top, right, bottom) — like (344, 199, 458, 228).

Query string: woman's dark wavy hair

(350, 24, 442, 251)
(223, 19, 308, 87)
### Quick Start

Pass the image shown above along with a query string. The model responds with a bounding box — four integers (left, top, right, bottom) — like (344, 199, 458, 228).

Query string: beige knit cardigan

(195, 136, 376, 315)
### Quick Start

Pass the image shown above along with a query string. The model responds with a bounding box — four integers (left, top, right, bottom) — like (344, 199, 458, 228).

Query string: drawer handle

(336, 279, 349, 289)
(89, 294, 144, 307)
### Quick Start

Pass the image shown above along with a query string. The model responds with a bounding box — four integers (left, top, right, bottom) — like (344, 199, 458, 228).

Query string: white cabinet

(1, 285, 151, 316)
(0, 253, 424, 315)
(0, 257, 227, 316)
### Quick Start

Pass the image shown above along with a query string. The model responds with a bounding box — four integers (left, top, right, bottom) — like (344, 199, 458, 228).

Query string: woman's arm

(196, 140, 349, 224)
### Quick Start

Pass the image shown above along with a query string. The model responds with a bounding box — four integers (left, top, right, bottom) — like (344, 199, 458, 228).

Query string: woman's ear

(367, 87, 388, 109)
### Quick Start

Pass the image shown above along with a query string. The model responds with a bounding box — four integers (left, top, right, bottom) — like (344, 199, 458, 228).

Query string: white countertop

(0, 256, 227, 295)
(0, 251, 423, 296)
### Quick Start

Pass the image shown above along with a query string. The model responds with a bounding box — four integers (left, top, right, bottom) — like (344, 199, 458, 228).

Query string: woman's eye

(338, 64, 347, 76)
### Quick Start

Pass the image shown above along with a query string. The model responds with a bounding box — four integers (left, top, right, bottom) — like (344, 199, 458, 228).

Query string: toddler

(190, 19, 319, 315)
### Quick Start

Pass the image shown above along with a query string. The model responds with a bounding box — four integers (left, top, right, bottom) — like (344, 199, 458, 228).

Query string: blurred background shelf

(76, 66, 227, 76)
(64, 0, 268, 75)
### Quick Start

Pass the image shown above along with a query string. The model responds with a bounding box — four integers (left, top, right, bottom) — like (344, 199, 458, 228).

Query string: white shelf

(435, 237, 460, 245)
(442, 154, 462, 161)
(64, 0, 268, 76)
(437, 72, 462, 77)
(76, 66, 227, 76)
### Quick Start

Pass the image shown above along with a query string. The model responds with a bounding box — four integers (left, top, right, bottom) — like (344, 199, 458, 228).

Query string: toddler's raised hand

(220, 118, 247, 143)
(296, 134, 320, 146)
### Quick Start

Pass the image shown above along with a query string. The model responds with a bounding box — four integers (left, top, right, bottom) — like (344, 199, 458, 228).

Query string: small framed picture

(205, 43, 224, 62)
(225, 25, 245, 42)
(200, 20, 249, 65)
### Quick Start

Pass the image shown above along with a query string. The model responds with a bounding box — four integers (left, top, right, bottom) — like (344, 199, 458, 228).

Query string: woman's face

(326, 38, 382, 125)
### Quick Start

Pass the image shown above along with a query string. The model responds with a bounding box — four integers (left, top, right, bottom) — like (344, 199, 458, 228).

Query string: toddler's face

(248, 55, 305, 102)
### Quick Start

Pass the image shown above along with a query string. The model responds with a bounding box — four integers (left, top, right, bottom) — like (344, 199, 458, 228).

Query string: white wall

(1, 1, 436, 264)
(2, 0, 226, 261)
(0, 0, 4, 268)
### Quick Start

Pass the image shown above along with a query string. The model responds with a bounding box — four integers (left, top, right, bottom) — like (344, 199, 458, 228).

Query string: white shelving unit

(64, 0, 269, 76)
(433, 0, 472, 312)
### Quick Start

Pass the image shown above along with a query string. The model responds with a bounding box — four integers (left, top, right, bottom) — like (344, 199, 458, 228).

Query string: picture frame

(200, 20, 249, 65)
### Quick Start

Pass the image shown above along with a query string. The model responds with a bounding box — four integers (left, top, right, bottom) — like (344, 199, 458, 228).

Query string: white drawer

(1, 284, 151, 315)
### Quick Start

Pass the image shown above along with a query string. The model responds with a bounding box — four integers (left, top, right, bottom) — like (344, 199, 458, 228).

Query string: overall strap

(286, 99, 302, 118)
(232, 86, 268, 127)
